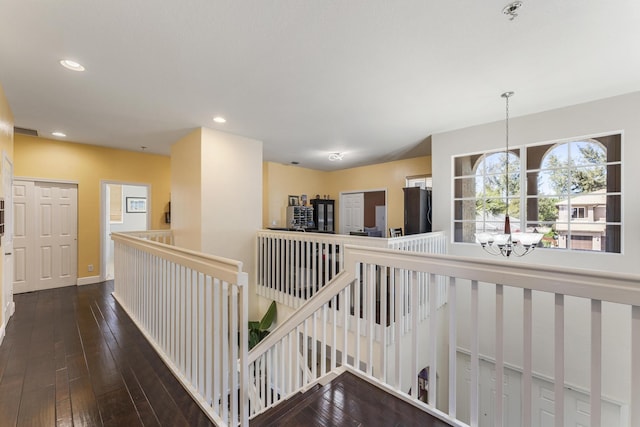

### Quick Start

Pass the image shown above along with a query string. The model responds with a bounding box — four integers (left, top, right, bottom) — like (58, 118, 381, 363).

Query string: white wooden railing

(256, 230, 447, 308)
(248, 244, 640, 427)
(111, 232, 248, 427)
(122, 229, 174, 244)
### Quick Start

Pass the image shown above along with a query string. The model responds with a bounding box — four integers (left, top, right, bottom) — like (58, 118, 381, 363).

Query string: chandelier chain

(504, 92, 511, 216)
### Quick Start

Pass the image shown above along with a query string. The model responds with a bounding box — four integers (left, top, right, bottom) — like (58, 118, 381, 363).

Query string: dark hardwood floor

(0, 282, 214, 427)
(250, 371, 453, 427)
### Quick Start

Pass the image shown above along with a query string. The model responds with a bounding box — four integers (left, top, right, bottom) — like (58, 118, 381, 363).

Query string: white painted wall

(432, 91, 640, 274)
(432, 92, 640, 407)
(199, 127, 262, 317)
(171, 127, 263, 317)
(109, 185, 149, 233)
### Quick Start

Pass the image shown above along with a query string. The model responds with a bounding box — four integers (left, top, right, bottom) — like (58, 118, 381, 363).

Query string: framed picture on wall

(126, 197, 147, 213)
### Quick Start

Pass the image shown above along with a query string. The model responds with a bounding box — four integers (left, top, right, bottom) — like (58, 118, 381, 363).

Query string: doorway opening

(339, 189, 387, 237)
(101, 182, 150, 280)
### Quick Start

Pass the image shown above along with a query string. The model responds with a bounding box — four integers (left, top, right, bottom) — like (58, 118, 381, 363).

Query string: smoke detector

(503, 1, 523, 20)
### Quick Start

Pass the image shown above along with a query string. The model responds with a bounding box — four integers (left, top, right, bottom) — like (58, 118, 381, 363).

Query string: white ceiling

(1, 0, 639, 171)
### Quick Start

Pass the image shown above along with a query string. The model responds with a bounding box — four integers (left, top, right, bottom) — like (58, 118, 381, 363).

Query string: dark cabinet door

(403, 188, 432, 235)
(311, 199, 335, 232)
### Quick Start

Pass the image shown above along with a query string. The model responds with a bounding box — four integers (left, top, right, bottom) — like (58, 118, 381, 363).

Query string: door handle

(4, 252, 11, 255)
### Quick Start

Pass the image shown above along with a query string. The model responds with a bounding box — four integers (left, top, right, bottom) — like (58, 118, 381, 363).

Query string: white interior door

(340, 192, 364, 234)
(13, 180, 78, 293)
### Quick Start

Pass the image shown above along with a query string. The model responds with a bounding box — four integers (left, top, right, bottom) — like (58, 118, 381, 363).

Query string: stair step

(250, 383, 323, 426)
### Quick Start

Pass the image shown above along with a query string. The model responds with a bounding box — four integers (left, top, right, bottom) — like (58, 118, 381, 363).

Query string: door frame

(100, 180, 151, 282)
(2, 152, 13, 331)
(339, 188, 387, 235)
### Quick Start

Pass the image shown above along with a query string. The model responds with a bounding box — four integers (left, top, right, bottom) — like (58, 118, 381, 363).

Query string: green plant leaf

(249, 330, 260, 350)
(248, 321, 260, 330)
(258, 301, 277, 331)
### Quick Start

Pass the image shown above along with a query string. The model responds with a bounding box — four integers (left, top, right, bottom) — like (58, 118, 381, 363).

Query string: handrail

(113, 232, 243, 284)
(248, 270, 354, 364)
(121, 229, 174, 244)
(247, 243, 640, 425)
(251, 243, 640, 367)
(342, 245, 640, 305)
(112, 231, 248, 427)
(256, 230, 446, 308)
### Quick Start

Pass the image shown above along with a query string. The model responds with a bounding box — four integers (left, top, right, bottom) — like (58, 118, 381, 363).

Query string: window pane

(570, 235, 598, 251)
(570, 165, 607, 194)
(454, 221, 476, 243)
(531, 170, 569, 196)
(606, 194, 621, 222)
(454, 155, 482, 177)
(540, 143, 569, 169)
(478, 221, 508, 233)
(527, 143, 552, 170)
(454, 177, 482, 198)
(454, 200, 477, 221)
(570, 140, 606, 167)
(607, 164, 621, 192)
(605, 224, 621, 253)
(526, 196, 560, 222)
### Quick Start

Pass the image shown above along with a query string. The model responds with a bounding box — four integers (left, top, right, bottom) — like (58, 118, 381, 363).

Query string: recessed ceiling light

(52, 131, 66, 137)
(59, 59, 85, 72)
(213, 116, 226, 124)
(328, 152, 344, 161)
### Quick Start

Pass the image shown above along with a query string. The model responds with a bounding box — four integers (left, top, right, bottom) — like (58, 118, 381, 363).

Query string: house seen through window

(453, 133, 621, 253)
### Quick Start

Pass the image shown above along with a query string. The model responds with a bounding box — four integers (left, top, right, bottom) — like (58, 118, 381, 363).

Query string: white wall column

(171, 127, 263, 316)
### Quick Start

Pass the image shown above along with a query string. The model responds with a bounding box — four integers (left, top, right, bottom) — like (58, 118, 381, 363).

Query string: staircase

(250, 371, 453, 427)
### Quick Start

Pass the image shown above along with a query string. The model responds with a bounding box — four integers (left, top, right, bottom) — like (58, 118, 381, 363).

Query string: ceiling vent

(14, 126, 39, 137)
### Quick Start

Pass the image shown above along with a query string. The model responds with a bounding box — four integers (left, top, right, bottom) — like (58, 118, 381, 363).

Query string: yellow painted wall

(327, 156, 431, 232)
(14, 134, 171, 279)
(170, 128, 202, 251)
(262, 156, 432, 233)
(0, 83, 14, 328)
(263, 162, 327, 228)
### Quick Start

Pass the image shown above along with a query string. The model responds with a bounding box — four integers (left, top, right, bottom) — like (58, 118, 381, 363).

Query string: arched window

(526, 135, 621, 252)
(453, 133, 621, 253)
(453, 148, 520, 243)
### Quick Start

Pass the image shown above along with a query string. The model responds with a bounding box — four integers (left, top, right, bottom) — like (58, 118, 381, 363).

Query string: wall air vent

(14, 126, 39, 137)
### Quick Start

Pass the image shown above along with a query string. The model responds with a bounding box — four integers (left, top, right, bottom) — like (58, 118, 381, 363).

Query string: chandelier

(476, 91, 543, 257)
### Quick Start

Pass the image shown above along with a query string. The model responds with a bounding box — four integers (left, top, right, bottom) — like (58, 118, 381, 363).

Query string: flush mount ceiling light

(328, 152, 343, 161)
(502, 1, 523, 20)
(59, 59, 85, 72)
(51, 131, 66, 137)
(213, 116, 226, 124)
(475, 92, 543, 257)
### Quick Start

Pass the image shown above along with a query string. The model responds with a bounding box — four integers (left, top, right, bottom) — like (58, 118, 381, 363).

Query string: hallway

(0, 282, 212, 427)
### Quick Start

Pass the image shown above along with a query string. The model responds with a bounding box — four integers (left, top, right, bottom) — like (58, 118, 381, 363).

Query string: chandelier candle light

(476, 91, 543, 257)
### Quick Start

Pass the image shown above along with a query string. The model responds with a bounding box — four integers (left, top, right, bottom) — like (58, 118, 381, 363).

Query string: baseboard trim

(9, 301, 15, 317)
(0, 323, 5, 346)
(77, 275, 102, 286)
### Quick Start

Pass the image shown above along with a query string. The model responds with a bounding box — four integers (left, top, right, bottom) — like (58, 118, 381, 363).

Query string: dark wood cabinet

(311, 199, 335, 232)
(403, 187, 432, 235)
